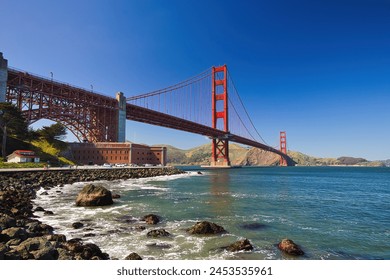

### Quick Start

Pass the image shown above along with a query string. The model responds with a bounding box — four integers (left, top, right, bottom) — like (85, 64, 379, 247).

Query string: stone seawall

(0, 167, 185, 260)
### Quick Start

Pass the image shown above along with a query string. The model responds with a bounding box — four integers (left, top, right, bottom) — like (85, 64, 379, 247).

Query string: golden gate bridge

(0, 52, 294, 166)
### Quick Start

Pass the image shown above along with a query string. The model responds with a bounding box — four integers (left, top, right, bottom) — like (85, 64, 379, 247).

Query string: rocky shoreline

(0, 167, 185, 260)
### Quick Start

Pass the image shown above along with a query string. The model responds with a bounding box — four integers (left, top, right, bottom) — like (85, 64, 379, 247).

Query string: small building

(7, 150, 40, 163)
(69, 142, 167, 166)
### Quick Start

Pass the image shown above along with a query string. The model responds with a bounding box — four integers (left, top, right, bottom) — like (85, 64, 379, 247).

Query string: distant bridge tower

(280, 131, 287, 166)
(210, 65, 231, 167)
(0, 53, 7, 102)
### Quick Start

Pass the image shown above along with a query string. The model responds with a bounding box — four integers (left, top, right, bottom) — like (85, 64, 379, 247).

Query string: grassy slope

(1, 136, 74, 168)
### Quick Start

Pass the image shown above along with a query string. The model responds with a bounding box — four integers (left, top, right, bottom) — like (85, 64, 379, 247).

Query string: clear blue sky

(1, 0, 389, 160)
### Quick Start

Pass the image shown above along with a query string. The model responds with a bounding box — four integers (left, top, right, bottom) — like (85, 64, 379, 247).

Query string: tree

(0, 102, 29, 158)
(37, 122, 67, 141)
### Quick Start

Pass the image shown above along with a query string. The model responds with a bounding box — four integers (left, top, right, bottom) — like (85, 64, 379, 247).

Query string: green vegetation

(0, 161, 45, 168)
(31, 138, 74, 166)
(0, 108, 74, 168)
(0, 102, 29, 158)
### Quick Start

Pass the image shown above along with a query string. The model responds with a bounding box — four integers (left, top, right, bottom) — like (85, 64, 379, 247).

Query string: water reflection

(208, 170, 233, 217)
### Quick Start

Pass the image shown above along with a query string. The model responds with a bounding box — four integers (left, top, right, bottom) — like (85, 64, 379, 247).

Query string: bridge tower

(210, 65, 231, 167)
(116, 92, 126, 142)
(280, 131, 287, 166)
(0, 53, 7, 102)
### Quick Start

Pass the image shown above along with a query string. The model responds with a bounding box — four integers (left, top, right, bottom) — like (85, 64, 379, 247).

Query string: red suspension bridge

(0, 53, 294, 166)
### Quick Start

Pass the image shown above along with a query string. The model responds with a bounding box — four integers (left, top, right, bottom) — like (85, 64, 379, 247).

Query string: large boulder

(227, 239, 253, 252)
(75, 184, 113, 206)
(187, 221, 226, 235)
(142, 214, 160, 225)
(125, 252, 143, 260)
(278, 239, 304, 256)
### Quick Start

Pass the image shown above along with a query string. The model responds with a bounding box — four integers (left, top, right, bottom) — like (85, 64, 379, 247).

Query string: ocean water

(33, 166, 390, 260)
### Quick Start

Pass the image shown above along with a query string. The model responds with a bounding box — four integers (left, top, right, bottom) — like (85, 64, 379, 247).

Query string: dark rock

(226, 239, 254, 252)
(6, 238, 22, 246)
(72, 222, 84, 229)
(47, 234, 67, 243)
(4, 249, 29, 260)
(75, 184, 113, 206)
(44, 210, 54, 215)
(41, 191, 49, 195)
(112, 193, 121, 199)
(133, 225, 146, 231)
(34, 206, 45, 212)
(197, 171, 203, 175)
(187, 221, 226, 235)
(62, 239, 84, 253)
(2, 227, 29, 241)
(0, 243, 8, 260)
(278, 239, 304, 256)
(83, 233, 96, 237)
(57, 248, 73, 260)
(125, 252, 142, 260)
(146, 229, 171, 238)
(15, 237, 51, 252)
(32, 247, 59, 260)
(0, 233, 10, 243)
(0, 214, 16, 228)
(146, 242, 172, 249)
(80, 243, 103, 259)
(240, 223, 268, 230)
(142, 214, 160, 225)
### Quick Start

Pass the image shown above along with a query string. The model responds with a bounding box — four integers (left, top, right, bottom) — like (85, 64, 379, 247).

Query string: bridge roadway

(126, 103, 291, 162)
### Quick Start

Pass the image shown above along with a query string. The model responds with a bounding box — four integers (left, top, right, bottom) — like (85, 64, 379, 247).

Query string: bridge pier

(0, 53, 7, 102)
(116, 92, 126, 142)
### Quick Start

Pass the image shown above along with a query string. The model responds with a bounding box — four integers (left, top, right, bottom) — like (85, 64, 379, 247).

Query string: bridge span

(0, 53, 294, 166)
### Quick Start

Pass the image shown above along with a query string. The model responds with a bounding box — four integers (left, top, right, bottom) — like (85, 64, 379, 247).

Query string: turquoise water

(34, 166, 390, 260)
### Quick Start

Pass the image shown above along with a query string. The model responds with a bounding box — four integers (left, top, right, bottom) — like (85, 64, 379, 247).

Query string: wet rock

(57, 248, 73, 260)
(44, 210, 54, 215)
(0, 233, 10, 243)
(0, 243, 8, 260)
(83, 233, 96, 237)
(187, 221, 226, 235)
(125, 252, 143, 260)
(133, 225, 146, 231)
(32, 247, 59, 260)
(146, 242, 172, 249)
(75, 184, 113, 206)
(146, 229, 171, 238)
(72, 222, 84, 229)
(80, 243, 103, 259)
(240, 223, 267, 230)
(142, 214, 160, 225)
(2, 227, 29, 241)
(226, 239, 253, 252)
(6, 238, 22, 246)
(62, 239, 84, 254)
(112, 193, 121, 199)
(197, 171, 203, 175)
(47, 234, 67, 243)
(0, 214, 16, 229)
(278, 239, 304, 256)
(34, 206, 45, 212)
(15, 236, 51, 252)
